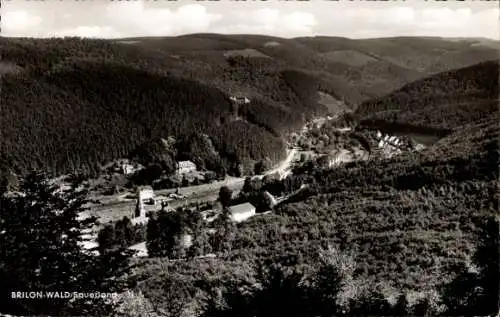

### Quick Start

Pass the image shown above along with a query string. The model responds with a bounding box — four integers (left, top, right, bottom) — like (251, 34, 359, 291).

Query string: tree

(393, 293, 410, 316)
(441, 216, 499, 316)
(130, 164, 163, 186)
(210, 209, 236, 253)
(146, 210, 192, 258)
(218, 186, 233, 208)
(97, 224, 116, 255)
(115, 217, 134, 248)
(254, 161, 268, 175)
(0, 171, 131, 316)
(242, 176, 253, 193)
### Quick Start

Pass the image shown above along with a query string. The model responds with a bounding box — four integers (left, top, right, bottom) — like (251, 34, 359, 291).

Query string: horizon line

(1, 33, 498, 42)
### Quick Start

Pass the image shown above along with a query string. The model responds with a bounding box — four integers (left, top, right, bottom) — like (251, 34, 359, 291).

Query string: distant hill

(0, 35, 497, 179)
(295, 36, 498, 104)
(120, 34, 499, 105)
(355, 60, 499, 132)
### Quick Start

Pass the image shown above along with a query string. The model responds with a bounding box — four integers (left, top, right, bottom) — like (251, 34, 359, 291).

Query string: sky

(2, 0, 499, 40)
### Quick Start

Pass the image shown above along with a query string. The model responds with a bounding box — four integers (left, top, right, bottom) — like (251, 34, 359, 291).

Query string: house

(129, 242, 148, 257)
(178, 232, 193, 248)
(2, 191, 26, 199)
(228, 202, 256, 223)
(376, 130, 382, 139)
(131, 216, 148, 225)
(78, 240, 99, 256)
(137, 186, 154, 202)
(328, 156, 341, 168)
(135, 186, 155, 218)
(177, 160, 197, 175)
(229, 96, 250, 104)
(121, 163, 135, 175)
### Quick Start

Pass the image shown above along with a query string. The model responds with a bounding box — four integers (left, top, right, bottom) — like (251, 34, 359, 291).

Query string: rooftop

(229, 202, 256, 215)
(178, 160, 196, 168)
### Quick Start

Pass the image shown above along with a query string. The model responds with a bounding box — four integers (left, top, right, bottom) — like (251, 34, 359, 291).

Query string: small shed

(228, 202, 256, 223)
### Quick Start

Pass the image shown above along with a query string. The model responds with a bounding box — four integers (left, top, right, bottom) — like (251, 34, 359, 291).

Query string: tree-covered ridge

(0, 55, 288, 178)
(356, 60, 499, 131)
(0, 36, 336, 178)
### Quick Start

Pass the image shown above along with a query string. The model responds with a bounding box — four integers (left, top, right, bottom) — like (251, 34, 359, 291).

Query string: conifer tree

(0, 171, 132, 316)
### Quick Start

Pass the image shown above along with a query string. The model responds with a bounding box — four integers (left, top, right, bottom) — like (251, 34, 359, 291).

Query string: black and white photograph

(0, 0, 499, 316)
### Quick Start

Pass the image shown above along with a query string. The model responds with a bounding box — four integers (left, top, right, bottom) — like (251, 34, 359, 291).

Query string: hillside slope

(355, 60, 499, 131)
(125, 112, 499, 316)
(0, 59, 286, 177)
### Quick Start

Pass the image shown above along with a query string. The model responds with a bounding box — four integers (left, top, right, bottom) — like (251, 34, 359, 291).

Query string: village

(75, 104, 427, 258)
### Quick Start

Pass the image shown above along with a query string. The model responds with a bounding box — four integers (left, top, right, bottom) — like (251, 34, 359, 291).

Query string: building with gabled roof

(177, 160, 197, 175)
(228, 202, 256, 223)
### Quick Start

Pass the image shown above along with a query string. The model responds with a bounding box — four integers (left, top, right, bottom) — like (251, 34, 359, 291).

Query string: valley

(0, 33, 498, 317)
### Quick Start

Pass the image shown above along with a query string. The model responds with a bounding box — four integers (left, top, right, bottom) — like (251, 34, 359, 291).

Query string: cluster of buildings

(112, 159, 197, 177)
(133, 185, 259, 225)
(375, 130, 402, 148)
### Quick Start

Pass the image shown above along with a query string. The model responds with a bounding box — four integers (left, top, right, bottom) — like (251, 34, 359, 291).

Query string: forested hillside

(125, 110, 499, 316)
(355, 60, 499, 131)
(0, 35, 497, 181)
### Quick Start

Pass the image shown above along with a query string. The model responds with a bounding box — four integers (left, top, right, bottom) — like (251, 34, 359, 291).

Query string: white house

(131, 216, 148, 225)
(137, 186, 154, 202)
(135, 186, 155, 218)
(228, 202, 256, 223)
(179, 232, 193, 248)
(78, 240, 99, 256)
(376, 130, 382, 139)
(129, 242, 148, 257)
(230, 96, 250, 104)
(177, 160, 197, 175)
(121, 163, 135, 175)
